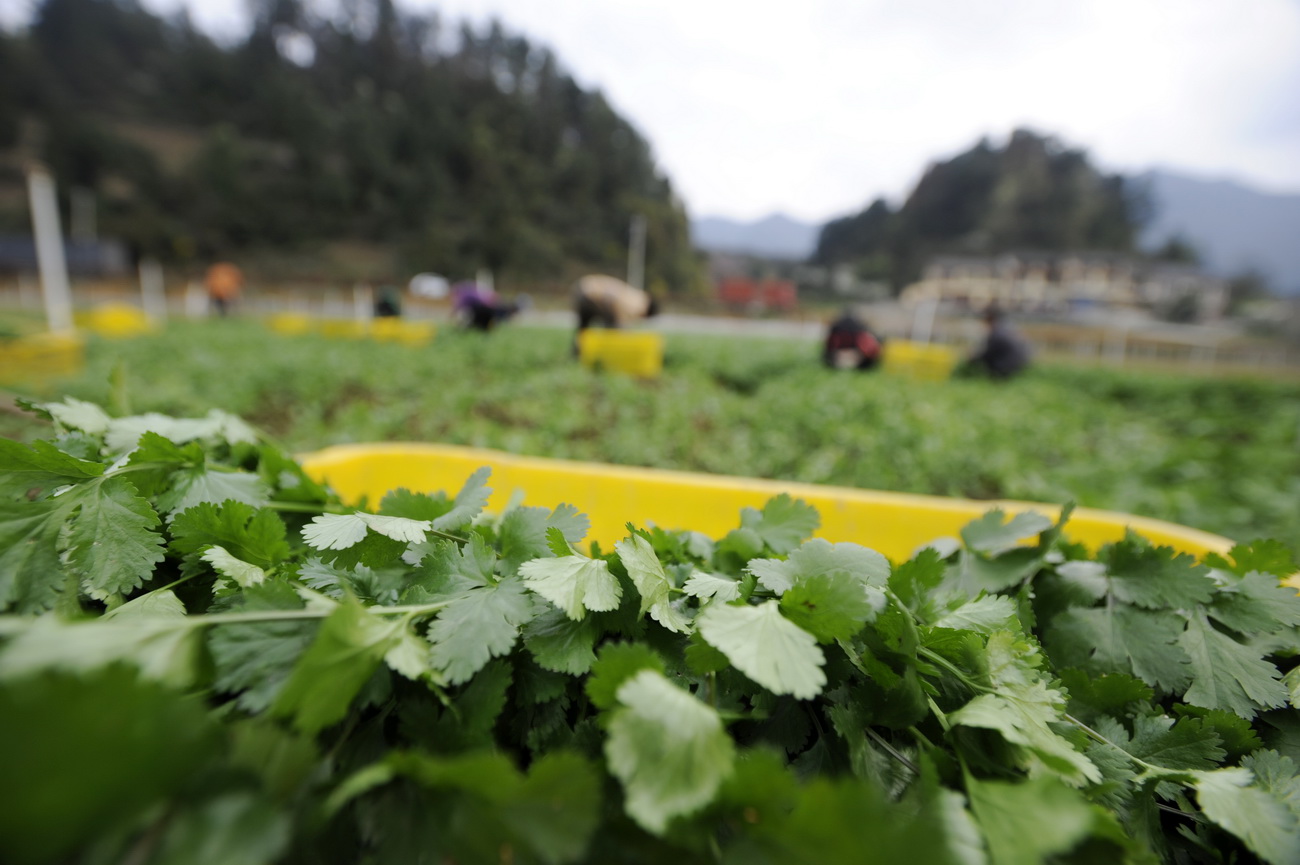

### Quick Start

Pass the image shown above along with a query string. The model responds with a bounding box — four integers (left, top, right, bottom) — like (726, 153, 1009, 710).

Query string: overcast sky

(7, 0, 1300, 222)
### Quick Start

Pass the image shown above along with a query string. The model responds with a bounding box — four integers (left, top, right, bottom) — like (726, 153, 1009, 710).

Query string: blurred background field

(3, 318, 1297, 548)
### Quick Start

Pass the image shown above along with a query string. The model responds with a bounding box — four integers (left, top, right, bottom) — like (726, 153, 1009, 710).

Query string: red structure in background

(717, 278, 798, 312)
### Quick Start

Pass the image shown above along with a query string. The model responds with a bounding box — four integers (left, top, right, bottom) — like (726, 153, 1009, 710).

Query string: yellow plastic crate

(75, 303, 157, 338)
(319, 319, 370, 340)
(0, 331, 86, 385)
(578, 330, 664, 378)
(267, 313, 314, 336)
(300, 443, 1261, 576)
(883, 340, 960, 381)
(369, 318, 435, 346)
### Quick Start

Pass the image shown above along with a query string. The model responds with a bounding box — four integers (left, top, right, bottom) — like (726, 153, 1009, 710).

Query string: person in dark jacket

(966, 306, 1030, 379)
(822, 308, 883, 370)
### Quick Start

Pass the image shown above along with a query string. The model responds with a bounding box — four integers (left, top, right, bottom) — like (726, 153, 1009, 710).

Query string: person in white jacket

(572, 274, 659, 351)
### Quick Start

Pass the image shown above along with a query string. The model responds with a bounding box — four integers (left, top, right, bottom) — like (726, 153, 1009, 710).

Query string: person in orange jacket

(204, 261, 244, 317)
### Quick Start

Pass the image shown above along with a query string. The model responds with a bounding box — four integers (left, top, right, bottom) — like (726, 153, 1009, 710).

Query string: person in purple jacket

(452, 281, 520, 331)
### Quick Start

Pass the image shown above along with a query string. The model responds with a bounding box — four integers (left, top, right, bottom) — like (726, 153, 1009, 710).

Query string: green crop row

(4, 320, 1298, 547)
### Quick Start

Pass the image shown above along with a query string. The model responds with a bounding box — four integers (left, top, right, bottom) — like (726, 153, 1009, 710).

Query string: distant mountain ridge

(690, 213, 818, 260)
(692, 170, 1300, 295)
(1138, 170, 1300, 295)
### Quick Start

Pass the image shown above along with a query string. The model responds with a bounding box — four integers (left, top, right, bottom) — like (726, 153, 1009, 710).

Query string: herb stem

(1062, 713, 1159, 772)
(908, 725, 939, 751)
(917, 646, 987, 692)
(864, 727, 920, 775)
(192, 600, 454, 627)
(265, 500, 344, 515)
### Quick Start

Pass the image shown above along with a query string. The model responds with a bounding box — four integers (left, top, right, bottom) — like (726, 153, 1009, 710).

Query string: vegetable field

(0, 399, 1298, 864)
(4, 320, 1298, 547)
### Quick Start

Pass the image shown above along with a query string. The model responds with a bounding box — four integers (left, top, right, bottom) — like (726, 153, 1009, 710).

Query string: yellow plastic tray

(300, 443, 1240, 566)
(883, 340, 960, 381)
(74, 304, 157, 338)
(0, 331, 86, 385)
(578, 330, 664, 378)
(267, 316, 435, 345)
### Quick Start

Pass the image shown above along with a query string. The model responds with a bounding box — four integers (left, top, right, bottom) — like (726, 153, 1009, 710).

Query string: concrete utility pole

(27, 166, 74, 333)
(910, 296, 938, 344)
(139, 257, 167, 321)
(353, 283, 374, 323)
(627, 214, 647, 291)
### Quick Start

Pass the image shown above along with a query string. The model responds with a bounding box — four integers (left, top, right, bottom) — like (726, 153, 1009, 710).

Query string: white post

(627, 214, 647, 291)
(910, 297, 938, 343)
(139, 257, 167, 322)
(476, 268, 494, 295)
(185, 281, 208, 318)
(353, 283, 374, 323)
(27, 167, 75, 333)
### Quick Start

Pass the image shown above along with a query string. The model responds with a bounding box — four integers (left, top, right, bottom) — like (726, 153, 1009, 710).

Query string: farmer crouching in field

(572, 274, 659, 353)
(962, 305, 1030, 379)
(452, 280, 522, 332)
(822, 308, 883, 370)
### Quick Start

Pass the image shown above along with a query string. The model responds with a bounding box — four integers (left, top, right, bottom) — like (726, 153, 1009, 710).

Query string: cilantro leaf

(0, 668, 217, 865)
(151, 791, 290, 865)
(209, 585, 316, 713)
(0, 612, 201, 687)
(682, 570, 743, 603)
(738, 494, 820, 555)
(586, 642, 666, 710)
(1179, 611, 1287, 718)
(382, 622, 439, 682)
(0, 438, 103, 498)
(427, 575, 537, 683)
(1210, 540, 1299, 579)
(156, 467, 270, 515)
(779, 571, 878, 642)
(169, 501, 290, 568)
(378, 488, 451, 521)
(1208, 571, 1300, 635)
(303, 511, 432, 548)
(748, 538, 889, 596)
(519, 553, 622, 620)
(949, 632, 1100, 785)
(35, 396, 113, 434)
(1046, 605, 1191, 693)
(66, 477, 167, 601)
(302, 511, 431, 568)
(960, 508, 1055, 555)
(965, 774, 1096, 865)
(201, 545, 268, 587)
(933, 595, 1020, 633)
(696, 600, 826, 699)
(431, 466, 492, 532)
(523, 606, 601, 675)
(604, 669, 735, 833)
(1056, 670, 1154, 719)
(0, 499, 66, 613)
(615, 533, 691, 634)
(498, 504, 590, 573)
(273, 599, 400, 733)
(1103, 538, 1215, 610)
(1195, 766, 1300, 865)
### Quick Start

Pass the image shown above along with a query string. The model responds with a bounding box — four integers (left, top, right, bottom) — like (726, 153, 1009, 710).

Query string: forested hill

(0, 0, 703, 292)
(813, 130, 1143, 290)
